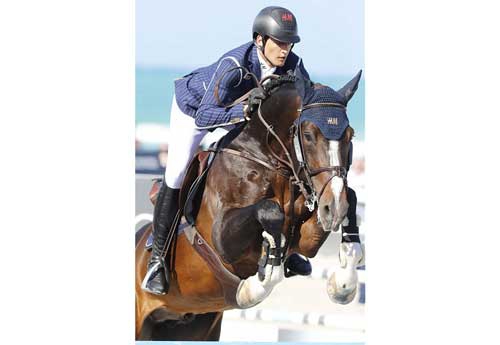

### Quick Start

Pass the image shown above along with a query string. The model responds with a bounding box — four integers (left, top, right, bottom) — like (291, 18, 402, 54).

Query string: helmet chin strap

(255, 37, 276, 68)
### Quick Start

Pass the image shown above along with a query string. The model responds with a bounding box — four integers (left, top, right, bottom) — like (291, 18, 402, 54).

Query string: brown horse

(135, 72, 361, 340)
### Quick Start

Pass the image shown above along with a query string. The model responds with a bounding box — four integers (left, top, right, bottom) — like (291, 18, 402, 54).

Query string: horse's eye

(303, 132, 314, 142)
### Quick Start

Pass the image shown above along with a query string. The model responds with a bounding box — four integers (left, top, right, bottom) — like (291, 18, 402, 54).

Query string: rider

(142, 6, 361, 296)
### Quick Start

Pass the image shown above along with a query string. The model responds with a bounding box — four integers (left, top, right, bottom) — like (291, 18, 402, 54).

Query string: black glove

(247, 87, 267, 114)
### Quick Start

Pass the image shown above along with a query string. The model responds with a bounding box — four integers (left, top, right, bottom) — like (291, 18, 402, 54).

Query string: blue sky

(136, 0, 364, 76)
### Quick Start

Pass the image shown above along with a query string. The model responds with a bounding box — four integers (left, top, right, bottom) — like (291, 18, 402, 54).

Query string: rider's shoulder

(285, 51, 302, 68)
(219, 41, 255, 62)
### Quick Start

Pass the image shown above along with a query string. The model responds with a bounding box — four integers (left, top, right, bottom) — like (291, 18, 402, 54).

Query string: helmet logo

(281, 13, 293, 22)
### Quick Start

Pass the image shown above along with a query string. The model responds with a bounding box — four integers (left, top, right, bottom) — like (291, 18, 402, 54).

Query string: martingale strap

(183, 225, 241, 307)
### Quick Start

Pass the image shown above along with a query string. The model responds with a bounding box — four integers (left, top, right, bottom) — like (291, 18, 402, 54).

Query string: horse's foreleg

(235, 199, 286, 308)
(212, 203, 261, 264)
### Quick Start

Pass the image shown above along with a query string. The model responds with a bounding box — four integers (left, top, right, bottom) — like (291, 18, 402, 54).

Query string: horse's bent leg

(212, 204, 262, 264)
(213, 199, 284, 264)
(235, 199, 286, 308)
(342, 187, 361, 244)
(254, 199, 285, 278)
(137, 315, 154, 340)
(254, 199, 285, 245)
(204, 312, 223, 341)
(151, 312, 222, 341)
(327, 188, 365, 304)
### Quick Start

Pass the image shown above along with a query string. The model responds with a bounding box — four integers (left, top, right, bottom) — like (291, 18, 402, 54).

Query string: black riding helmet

(252, 6, 300, 44)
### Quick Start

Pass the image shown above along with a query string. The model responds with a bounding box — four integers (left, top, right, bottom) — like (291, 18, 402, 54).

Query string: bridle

(253, 87, 351, 256)
(212, 67, 350, 209)
(212, 67, 351, 253)
(291, 101, 349, 211)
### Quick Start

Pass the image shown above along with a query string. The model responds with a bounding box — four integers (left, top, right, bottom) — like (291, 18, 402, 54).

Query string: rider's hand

(247, 87, 266, 114)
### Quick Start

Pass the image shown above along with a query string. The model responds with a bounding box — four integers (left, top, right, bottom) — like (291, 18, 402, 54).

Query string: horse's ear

(338, 69, 362, 105)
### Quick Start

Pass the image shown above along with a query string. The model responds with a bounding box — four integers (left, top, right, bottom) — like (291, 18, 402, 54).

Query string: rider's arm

(194, 58, 246, 128)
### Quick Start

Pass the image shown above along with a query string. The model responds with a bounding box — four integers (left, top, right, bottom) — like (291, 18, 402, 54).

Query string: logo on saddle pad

(327, 117, 339, 125)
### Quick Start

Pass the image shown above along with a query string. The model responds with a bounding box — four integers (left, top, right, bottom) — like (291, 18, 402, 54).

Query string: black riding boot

(142, 183, 180, 295)
(342, 187, 360, 243)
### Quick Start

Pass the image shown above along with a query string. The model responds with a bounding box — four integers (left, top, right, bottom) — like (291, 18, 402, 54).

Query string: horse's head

(296, 70, 362, 232)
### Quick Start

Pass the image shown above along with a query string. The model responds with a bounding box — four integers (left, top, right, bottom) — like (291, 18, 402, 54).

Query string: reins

(208, 68, 350, 256)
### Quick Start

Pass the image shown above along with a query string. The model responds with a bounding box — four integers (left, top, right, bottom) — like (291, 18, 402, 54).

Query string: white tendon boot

(326, 242, 365, 304)
(236, 232, 285, 309)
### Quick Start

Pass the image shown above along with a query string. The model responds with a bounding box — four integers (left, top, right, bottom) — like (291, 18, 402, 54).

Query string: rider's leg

(142, 96, 208, 295)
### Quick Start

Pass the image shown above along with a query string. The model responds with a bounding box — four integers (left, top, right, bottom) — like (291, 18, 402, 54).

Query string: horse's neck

(231, 120, 291, 162)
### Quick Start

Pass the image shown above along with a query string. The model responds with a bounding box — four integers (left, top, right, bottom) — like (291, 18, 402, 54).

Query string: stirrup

(141, 257, 169, 295)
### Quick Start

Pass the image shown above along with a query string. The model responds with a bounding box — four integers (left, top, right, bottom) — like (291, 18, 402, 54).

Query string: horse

(135, 70, 362, 340)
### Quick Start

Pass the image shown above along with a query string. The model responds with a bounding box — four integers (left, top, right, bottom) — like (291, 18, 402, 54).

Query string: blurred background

(136, 0, 365, 342)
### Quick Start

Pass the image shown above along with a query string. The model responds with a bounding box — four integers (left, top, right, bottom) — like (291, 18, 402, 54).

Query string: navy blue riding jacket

(174, 41, 310, 128)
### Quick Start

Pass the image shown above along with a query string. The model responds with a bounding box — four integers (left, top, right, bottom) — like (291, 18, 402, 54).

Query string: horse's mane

(262, 74, 297, 96)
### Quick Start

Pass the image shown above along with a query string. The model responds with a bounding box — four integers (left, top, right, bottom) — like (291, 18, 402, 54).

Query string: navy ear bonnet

(298, 85, 349, 141)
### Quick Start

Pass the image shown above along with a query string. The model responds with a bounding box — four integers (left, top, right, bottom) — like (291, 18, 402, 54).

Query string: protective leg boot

(284, 253, 312, 278)
(141, 184, 180, 295)
(341, 187, 364, 266)
(342, 187, 360, 243)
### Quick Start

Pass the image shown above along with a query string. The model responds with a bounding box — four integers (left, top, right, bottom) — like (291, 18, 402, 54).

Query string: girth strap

(183, 225, 241, 307)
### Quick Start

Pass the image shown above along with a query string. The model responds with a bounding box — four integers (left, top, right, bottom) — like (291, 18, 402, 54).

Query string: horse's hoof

(284, 253, 312, 277)
(326, 271, 357, 305)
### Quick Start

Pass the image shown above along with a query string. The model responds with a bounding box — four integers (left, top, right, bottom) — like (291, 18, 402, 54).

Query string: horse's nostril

(323, 205, 330, 213)
(342, 284, 346, 289)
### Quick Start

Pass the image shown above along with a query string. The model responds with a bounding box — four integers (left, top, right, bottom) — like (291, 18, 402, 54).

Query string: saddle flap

(147, 151, 212, 208)
(180, 150, 216, 225)
(179, 150, 213, 208)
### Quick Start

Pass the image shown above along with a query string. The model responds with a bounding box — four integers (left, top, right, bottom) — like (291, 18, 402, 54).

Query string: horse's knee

(255, 200, 284, 235)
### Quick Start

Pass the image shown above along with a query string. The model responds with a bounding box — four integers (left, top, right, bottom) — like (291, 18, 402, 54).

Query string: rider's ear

(255, 35, 264, 49)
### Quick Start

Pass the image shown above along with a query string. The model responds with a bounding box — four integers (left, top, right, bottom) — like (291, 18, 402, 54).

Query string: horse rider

(142, 6, 362, 295)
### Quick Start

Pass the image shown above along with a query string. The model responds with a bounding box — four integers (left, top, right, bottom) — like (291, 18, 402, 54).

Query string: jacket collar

(248, 44, 261, 81)
(248, 43, 295, 80)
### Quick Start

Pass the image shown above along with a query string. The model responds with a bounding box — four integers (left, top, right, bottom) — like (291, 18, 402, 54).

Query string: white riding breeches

(164, 96, 236, 188)
(164, 97, 209, 188)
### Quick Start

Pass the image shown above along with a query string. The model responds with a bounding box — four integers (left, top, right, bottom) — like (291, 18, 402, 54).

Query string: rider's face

(256, 35, 292, 67)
